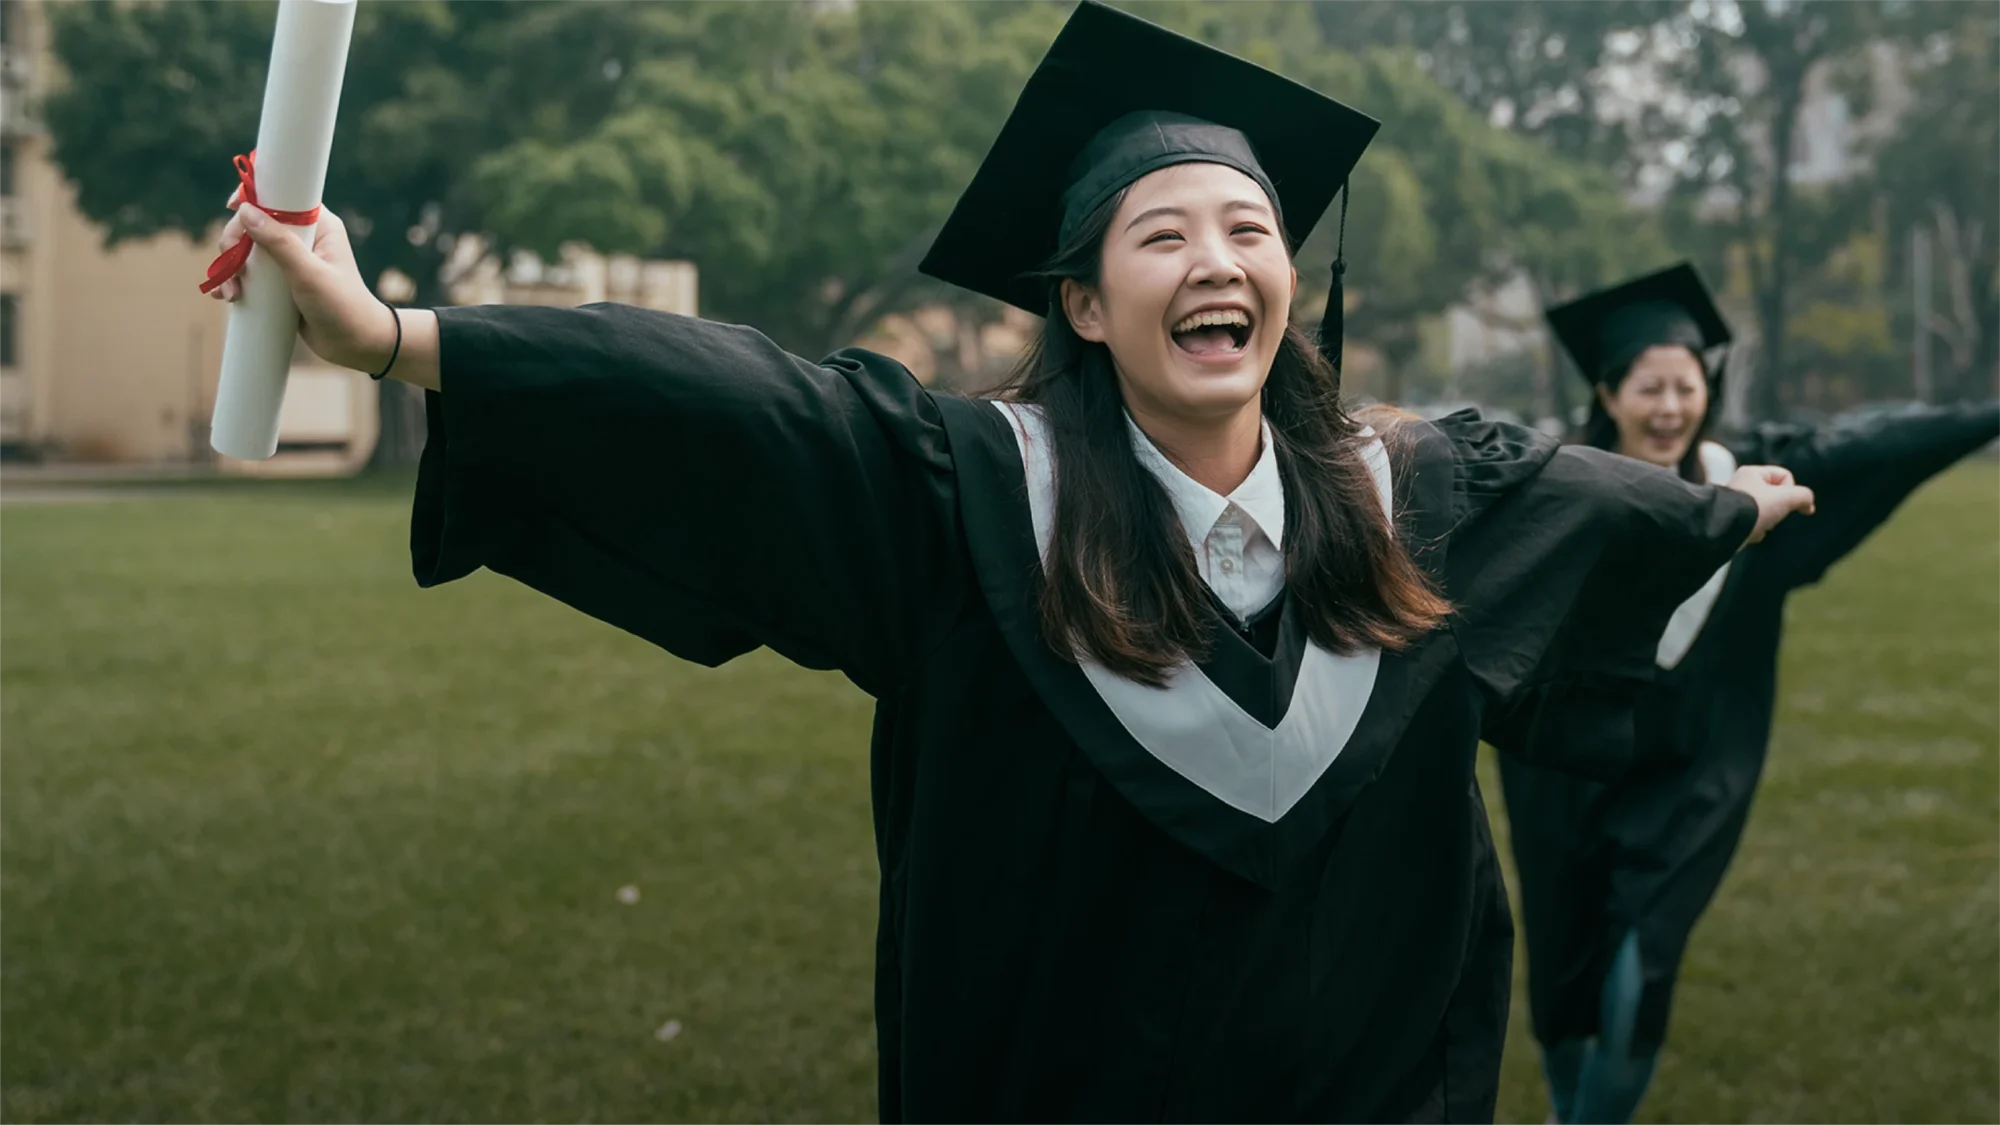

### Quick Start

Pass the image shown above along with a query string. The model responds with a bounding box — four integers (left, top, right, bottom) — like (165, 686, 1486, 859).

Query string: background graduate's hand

(1726, 464, 1816, 545)
(206, 190, 398, 377)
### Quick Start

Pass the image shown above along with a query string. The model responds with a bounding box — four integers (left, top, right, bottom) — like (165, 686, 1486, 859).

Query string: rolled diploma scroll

(209, 0, 358, 461)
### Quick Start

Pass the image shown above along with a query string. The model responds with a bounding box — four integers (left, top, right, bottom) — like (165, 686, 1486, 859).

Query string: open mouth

(1171, 308, 1253, 357)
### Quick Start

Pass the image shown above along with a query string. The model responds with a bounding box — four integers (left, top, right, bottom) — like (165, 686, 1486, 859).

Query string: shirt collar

(1124, 413, 1287, 550)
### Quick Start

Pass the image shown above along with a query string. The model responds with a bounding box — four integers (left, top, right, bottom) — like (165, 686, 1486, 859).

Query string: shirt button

(1221, 559, 1235, 572)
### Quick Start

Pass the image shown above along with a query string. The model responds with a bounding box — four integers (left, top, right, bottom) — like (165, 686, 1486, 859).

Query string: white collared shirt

(992, 399, 1392, 823)
(1655, 441, 1739, 669)
(1123, 413, 1287, 622)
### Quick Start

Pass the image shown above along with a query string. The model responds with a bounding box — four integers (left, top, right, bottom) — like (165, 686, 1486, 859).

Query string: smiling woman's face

(1061, 162, 1296, 427)
(1599, 344, 1710, 468)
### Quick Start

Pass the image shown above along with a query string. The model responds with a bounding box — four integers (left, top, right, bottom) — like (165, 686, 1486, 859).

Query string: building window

(0, 294, 17, 368)
(1, 142, 15, 198)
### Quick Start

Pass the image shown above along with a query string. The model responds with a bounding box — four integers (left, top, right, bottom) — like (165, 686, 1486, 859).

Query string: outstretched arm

(1431, 416, 1792, 781)
(1749, 400, 2000, 588)
(214, 203, 959, 699)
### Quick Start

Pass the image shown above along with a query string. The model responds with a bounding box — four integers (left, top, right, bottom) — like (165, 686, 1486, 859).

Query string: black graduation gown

(1496, 399, 2000, 1054)
(409, 302, 1758, 1123)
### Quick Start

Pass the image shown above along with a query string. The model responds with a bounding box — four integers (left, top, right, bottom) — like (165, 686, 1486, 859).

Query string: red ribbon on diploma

(198, 150, 322, 294)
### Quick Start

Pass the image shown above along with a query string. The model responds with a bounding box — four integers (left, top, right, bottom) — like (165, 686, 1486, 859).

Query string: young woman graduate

(208, 6, 1816, 1120)
(1494, 261, 2000, 1125)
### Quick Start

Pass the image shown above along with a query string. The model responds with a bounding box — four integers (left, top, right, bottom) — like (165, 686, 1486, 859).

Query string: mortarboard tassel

(1315, 179, 1350, 377)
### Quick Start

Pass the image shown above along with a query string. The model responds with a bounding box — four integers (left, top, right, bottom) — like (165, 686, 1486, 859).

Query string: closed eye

(1232, 224, 1270, 237)
(1142, 230, 1184, 246)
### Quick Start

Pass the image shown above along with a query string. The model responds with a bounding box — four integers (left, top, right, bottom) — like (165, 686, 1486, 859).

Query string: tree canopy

(47, 0, 1664, 425)
(1857, 1, 1998, 401)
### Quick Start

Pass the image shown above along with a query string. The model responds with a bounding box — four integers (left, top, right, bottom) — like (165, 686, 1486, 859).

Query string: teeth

(1172, 308, 1251, 334)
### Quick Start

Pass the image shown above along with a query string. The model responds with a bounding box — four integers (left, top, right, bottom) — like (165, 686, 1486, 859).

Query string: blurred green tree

(45, 1, 1063, 455)
(1313, 0, 1679, 176)
(1654, 1, 1904, 419)
(1316, 48, 1669, 409)
(1855, 1, 1998, 401)
(1329, 0, 1969, 420)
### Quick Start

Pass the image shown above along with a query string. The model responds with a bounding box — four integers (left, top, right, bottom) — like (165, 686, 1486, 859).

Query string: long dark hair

(1579, 348, 1717, 482)
(984, 190, 1450, 687)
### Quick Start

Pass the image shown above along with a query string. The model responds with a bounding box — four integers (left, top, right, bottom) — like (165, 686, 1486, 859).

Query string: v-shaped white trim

(1656, 441, 1738, 669)
(991, 401, 1389, 824)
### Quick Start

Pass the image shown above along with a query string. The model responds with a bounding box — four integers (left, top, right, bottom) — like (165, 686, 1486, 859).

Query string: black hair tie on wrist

(369, 298, 402, 381)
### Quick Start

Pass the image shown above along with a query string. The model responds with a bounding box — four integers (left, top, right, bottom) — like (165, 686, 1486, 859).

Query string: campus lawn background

(4, 464, 1994, 1122)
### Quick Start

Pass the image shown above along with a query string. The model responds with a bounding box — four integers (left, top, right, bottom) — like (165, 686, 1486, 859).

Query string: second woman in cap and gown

(206, 4, 1817, 1120)
(1495, 262, 1998, 1124)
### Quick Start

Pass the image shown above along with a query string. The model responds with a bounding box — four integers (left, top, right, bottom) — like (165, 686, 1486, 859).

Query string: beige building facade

(2, 0, 243, 467)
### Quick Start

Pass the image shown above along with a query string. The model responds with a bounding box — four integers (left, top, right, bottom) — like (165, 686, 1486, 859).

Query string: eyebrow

(1123, 198, 1275, 233)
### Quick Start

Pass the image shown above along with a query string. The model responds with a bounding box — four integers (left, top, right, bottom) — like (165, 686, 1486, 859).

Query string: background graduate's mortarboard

(1546, 261, 1734, 386)
(918, 0, 1380, 323)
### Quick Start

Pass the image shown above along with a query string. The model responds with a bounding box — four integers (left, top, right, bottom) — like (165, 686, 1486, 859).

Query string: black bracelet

(369, 299, 403, 381)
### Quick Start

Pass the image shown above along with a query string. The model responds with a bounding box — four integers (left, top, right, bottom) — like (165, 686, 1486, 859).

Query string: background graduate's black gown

(1497, 400, 2000, 1055)
(409, 302, 1757, 1123)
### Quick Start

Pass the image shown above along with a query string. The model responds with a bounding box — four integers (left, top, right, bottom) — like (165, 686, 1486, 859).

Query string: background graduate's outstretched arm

(1748, 399, 2000, 587)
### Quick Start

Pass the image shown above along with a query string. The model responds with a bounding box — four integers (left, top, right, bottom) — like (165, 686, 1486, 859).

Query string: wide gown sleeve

(1433, 413, 1759, 780)
(1741, 399, 1999, 589)
(410, 302, 960, 699)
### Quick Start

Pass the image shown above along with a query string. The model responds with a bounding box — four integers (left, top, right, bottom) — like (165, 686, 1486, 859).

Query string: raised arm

(210, 202, 441, 390)
(215, 203, 960, 699)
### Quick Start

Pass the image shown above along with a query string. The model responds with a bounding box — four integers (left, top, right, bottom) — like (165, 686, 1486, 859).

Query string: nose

(1185, 227, 1248, 289)
(1658, 387, 1684, 417)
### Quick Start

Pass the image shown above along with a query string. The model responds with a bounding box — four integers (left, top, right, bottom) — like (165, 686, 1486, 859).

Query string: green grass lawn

(4, 464, 1995, 1123)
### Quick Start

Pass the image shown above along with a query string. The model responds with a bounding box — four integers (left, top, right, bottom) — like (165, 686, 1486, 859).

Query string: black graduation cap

(1545, 261, 1734, 386)
(918, 0, 1379, 352)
